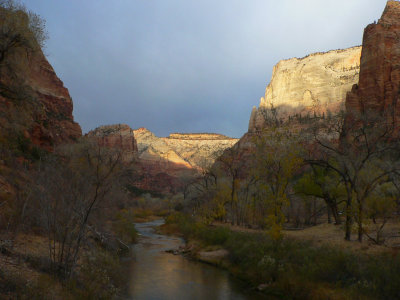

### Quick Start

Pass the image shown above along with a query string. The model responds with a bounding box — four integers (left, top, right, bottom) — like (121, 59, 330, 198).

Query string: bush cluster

(167, 212, 400, 299)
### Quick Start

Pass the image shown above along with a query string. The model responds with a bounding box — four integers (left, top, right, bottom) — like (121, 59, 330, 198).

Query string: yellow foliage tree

(253, 127, 303, 240)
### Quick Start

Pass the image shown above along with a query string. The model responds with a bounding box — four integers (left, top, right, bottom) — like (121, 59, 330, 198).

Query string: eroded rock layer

(27, 50, 82, 147)
(249, 46, 361, 132)
(134, 128, 238, 193)
(345, 1, 400, 126)
(86, 124, 138, 162)
(0, 42, 82, 150)
(134, 128, 238, 170)
(87, 126, 238, 193)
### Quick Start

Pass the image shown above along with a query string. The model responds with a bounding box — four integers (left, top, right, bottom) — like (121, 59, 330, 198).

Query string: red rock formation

(86, 125, 195, 194)
(345, 1, 400, 126)
(0, 9, 81, 152)
(0, 50, 81, 151)
(27, 50, 82, 148)
(86, 124, 137, 153)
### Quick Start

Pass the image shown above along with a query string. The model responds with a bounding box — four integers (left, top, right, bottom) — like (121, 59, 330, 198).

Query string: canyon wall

(24, 50, 82, 148)
(134, 128, 238, 193)
(86, 124, 138, 162)
(249, 46, 361, 132)
(0, 8, 81, 199)
(345, 1, 400, 127)
(0, 35, 82, 151)
(86, 125, 238, 194)
(134, 128, 238, 170)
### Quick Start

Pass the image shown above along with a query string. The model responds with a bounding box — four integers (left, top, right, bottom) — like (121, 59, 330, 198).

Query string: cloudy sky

(25, 0, 386, 138)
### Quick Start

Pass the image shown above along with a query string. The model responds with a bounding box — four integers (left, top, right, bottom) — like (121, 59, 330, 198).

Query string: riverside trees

(307, 111, 400, 242)
(32, 139, 133, 278)
(187, 108, 400, 243)
(252, 127, 303, 238)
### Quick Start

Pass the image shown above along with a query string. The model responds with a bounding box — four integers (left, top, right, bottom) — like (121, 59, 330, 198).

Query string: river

(129, 219, 267, 300)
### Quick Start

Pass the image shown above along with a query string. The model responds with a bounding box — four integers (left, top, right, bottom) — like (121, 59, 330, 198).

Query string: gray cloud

(25, 0, 386, 138)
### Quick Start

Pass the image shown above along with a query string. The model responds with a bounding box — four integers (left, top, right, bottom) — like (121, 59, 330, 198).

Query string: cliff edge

(249, 46, 361, 132)
(345, 1, 400, 127)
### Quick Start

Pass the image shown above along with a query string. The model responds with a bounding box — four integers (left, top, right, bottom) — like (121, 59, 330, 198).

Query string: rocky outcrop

(134, 128, 192, 170)
(86, 126, 238, 194)
(345, 1, 400, 127)
(249, 46, 361, 132)
(27, 49, 82, 148)
(134, 128, 238, 170)
(86, 124, 138, 162)
(0, 10, 81, 151)
(133, 128, 238, 194)
(0, 8, 81, 204)
(168, 133, 234, 140)
(163, 133, 238, 169)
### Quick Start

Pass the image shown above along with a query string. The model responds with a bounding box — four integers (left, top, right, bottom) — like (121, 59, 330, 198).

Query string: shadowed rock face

(28, 50, 82, 148)
(345, 1, 400, 127)
(249, 46, 361, 132)
(86, 124, 138, 162)
(0, 36, 82, 151)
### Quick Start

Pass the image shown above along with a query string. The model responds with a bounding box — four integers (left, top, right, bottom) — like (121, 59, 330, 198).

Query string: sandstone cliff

(0, 7, 81, 202)
(86, 126, 238, 194)
(134, 128, 238, 193)
(134, 128, 192, 170)
(249, 46, 361, 132)
(0, 9, 81, 151)
(345, 1, 400, 127)
(163, 133, 238, 169)
(134, 128, 238, 170)
(26, 49, 82, 148)
(86, 124, 138, 162)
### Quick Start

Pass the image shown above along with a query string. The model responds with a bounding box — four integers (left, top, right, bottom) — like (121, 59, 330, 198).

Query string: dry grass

(213, 220, 400, 255)
(13, 233, 49, 257)
(284, 222, 400, 254)
(0, 233, 66, 300)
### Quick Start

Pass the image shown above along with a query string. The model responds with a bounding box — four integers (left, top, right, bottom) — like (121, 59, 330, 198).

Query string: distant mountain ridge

(134, 127, 239, 170)
(86, 125, 238, 193)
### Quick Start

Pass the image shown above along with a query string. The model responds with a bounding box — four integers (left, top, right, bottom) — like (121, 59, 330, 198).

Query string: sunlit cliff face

(249, 46, 361, 132)
(134, 128, 238, 170)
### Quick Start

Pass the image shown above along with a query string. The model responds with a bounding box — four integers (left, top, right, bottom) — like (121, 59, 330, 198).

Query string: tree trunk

(345, 194, 352, 241)
(313, 198, 317, 225)
(327, 205, 332, 224)
(230, 178, 235, 225)
(357, 201, 363, 243)
(332, 205, 341, 225)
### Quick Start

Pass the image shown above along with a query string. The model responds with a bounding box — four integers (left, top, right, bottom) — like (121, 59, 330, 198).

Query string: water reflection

(129, 220, 266, 300)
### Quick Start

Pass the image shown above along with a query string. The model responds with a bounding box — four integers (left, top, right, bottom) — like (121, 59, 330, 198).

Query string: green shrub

(113, 209, 137, 244)
(191, 224, 225, 245)
(71, 248, 126, 300)
(167, 212, 400, 299)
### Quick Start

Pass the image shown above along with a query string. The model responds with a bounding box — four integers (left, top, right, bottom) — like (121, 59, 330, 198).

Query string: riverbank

(0, 209, 138, 299)
(160, 212, 400, 300)
(131, 219, 266, 299)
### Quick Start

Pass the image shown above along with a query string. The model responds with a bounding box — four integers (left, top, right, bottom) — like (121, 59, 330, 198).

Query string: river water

(129, 219, 266, 300)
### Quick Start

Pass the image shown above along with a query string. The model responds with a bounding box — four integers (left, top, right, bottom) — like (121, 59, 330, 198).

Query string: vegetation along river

(129, 219, 266, 300)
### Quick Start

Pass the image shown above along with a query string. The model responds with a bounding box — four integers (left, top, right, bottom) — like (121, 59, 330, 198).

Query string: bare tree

(307, 111, 400, 241)
(0, 0, 47, 62)
(32, 139, 130, 278)
(214, 146, 247, 225)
